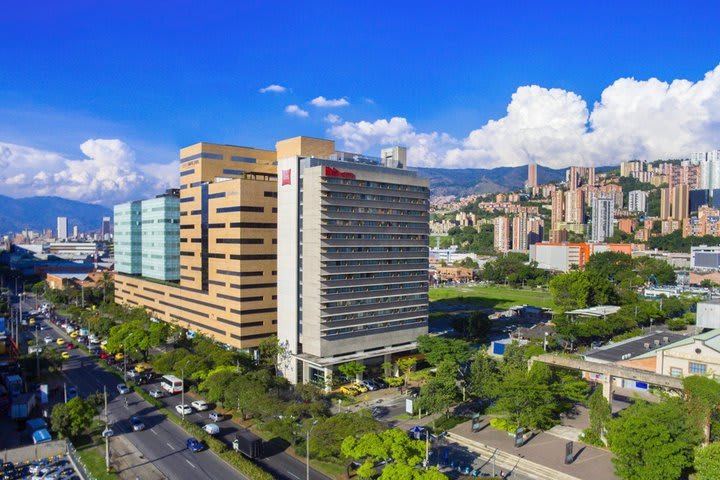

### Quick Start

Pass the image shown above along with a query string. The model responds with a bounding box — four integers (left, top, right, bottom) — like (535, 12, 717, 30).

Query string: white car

(175, 404, 192, 415)
(191, 400, 209, 411)
(208, 411, 224, 422)
(202, 423, 220, 435)
(43, 336, 53, 344)
(149, 389, 165, 398)
(116, 384, 130, 394)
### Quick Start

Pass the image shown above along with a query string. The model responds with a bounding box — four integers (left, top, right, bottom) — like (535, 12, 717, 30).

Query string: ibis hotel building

(276, 137, 430, 385)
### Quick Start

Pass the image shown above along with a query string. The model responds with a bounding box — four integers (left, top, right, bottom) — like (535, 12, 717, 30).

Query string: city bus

(160, 375, 183, 394)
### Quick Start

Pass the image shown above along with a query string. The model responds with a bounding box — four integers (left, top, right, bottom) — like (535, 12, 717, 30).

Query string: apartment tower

(527, 162, 538, 189)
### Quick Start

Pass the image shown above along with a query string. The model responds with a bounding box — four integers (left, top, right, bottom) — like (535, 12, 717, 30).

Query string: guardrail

(66, 440, 95, 480)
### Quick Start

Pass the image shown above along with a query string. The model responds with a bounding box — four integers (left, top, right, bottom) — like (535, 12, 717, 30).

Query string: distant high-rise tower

(527, 162, 538, 189)
(101, 216, 112, 239)
(591, 195, 614, 243)
(672, 184, 690, 221)
(72, 225, 79, 238)
(56, 216, 68, 240)
(660, 188, 672, 220)
(494, 216, 511, 253)
(628, 190, 647, 213)
(512, 213, 529, 251)
(564, 190, 585, 224)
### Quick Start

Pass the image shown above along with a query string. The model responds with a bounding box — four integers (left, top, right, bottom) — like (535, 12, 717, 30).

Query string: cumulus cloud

(285, 104, 309, 117)
(324, 113, 342, 124)
(259, 84, 287, 93)
(0, 139, 177, 205)
(330, 64, 720, 169)
(310, 96, 350, 108)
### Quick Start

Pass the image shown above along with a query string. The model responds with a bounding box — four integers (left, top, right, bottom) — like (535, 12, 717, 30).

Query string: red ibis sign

(324, 166, 355, 179)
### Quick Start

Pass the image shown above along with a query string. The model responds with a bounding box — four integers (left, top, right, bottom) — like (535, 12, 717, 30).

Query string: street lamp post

(180, 358, 192, 420)
(306, 420, 318, 480)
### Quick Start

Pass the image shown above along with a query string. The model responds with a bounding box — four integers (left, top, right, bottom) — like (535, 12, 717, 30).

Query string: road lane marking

(288, 471, 301, 480)
(166, 442, 175, 450)
(185, 459, 196, 468)
(151, 429, 158, 436)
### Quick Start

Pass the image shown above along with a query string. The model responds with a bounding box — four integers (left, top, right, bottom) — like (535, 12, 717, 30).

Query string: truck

(232, 431, 263, 459)
(11, 392, 36, 419)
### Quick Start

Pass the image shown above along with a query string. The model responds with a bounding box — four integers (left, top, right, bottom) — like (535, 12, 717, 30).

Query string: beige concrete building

(115, 142, 279, 350)
(277, 138, 429, 385)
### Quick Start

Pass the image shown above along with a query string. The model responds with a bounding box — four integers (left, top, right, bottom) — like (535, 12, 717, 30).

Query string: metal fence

(66, 440, 95, 480)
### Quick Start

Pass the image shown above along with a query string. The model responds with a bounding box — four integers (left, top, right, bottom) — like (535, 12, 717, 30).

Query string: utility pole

(104, 386, 110, 472)
(181, 366, 185, 419)
(424, 432, 429, 469)
(35, 324, 40, 379)
(64, 383, 67, 404)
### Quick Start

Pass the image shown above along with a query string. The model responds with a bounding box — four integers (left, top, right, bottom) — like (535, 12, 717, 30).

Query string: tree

(607, 398, 701, 480)
(338, 361, 366, 382)
(51, 397, 97, 440)
(583, 388, 611, 446)
(416, 335, 471, 366)
(396, 357, 417, 388)
(467, 350, 498, 400)
(452, 311, 492, 340)
(308, 411, 382, 462)
(107, 319, 168, 360)
(694, 443, 720, 480)
(417, 360, 458, 419)
(341, 428, 426, 476)
(549, 270, 592, 312)
(683, 375, 720, 445)
(258, 335, 287, 372)
(199, 369, 237, 405)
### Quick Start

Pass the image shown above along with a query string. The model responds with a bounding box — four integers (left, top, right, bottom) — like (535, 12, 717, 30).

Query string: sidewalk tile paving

(450, 420, 619, 480)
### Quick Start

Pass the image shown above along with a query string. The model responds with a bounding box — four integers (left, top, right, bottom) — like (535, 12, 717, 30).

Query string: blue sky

(1, 1, 720, 203)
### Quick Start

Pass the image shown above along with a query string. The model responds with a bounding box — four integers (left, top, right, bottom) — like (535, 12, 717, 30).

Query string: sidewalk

(449, 419, 619, 480)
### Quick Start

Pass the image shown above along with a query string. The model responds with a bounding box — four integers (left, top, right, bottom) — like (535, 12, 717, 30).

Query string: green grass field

(430, 284, 555, 310)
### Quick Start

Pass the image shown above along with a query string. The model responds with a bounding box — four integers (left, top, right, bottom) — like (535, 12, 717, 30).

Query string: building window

(670, 367, 683, 378)
(689, 362, 707, 374)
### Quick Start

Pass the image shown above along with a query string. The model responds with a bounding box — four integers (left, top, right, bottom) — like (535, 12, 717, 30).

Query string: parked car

(340, 385, 359, 395)
(99, 352, 110, 360)
(114, 353, 124, 361)
(360, 379, 377, 391)
(175, 404, 192, 415)
(61, 352, 70, 360)
(191, 400, 209, 411)
(66, 343, 76, 350)
(372, 378, 388, 388)
(116, 384, 130, 395)
(202, 423, 220, 435)
(43, 336, 53, 344)
(66, 386, 78, 400)
(149, 389, 164, 399)
(130, 416, 145, 431)
(55, 338, 65, 346)
(208, 411, 224, 422)
(354, 383, 369, 393)
(186, 437, 204, 452)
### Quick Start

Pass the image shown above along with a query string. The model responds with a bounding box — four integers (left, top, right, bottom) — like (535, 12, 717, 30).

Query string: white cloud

(285, 104, 309, 118)
(330, 63, 720, 169)
(259, 84, 287, 93)
(0, 139, 177, 205)
(324, 113, 342, 124)
(310, 96, 350, 108)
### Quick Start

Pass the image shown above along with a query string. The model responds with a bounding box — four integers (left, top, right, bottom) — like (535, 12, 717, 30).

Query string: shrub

(489, 417, 517, 433)
(666, 318, 687, 331)
(430, 414, 466, 433)
(580, 428, 604, 447)
(384, 376, 404, 387)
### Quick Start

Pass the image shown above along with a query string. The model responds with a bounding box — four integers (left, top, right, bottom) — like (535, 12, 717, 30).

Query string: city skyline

(1, 2, 720, 204)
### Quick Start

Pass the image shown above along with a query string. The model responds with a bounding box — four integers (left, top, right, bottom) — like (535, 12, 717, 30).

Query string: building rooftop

(584, 330, 687, 363)
(565, 305, 621, 317)
(633, 328, 720, 360)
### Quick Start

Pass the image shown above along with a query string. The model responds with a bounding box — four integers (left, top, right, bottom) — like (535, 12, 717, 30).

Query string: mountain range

(0, 195, 112, 234)
(0, 164, 618, 234)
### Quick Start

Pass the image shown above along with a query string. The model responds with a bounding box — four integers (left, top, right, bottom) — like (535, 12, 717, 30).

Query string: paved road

(45, 302, 330, 480)
(42, 314, 248, 480)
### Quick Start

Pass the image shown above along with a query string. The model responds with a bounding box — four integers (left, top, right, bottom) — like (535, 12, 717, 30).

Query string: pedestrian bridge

(531, 354, 684, 401)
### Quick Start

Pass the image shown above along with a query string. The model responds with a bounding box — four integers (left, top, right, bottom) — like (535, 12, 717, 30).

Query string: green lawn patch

(430, 284, 555, 310)
(76, 444, 118, 480)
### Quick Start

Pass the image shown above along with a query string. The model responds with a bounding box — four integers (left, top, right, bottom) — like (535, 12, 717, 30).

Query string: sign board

(514, 427, 525, 448)
(564, 441, 574, 464)
(282, 169, 292, 186)
(40, 384, 49, 404)
(471, 413, 482, 432)
(324, 166, 356, 179)
(405, 398, 415, 415)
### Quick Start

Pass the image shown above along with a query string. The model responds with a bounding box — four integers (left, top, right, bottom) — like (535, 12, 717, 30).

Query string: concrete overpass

(532, 354, 684, 402)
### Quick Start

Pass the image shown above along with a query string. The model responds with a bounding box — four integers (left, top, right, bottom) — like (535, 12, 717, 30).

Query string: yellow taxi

(28, 318, 36, 326)
(56, 338, 65, 346)
(70, 331, 79, 338)
(340, 385, 359, 396)
(354, 383, 369, 393)
(134, 364, 149, 373)
(114, 352, 124, 361)
(61, 352, 70, 360)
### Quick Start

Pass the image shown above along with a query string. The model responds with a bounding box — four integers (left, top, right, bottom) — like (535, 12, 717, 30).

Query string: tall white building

(628, 190, 648, 213)
(277, 137, 429, 385)
(692, 150, 720, 190)
(591, 195, 614, 243)
(56, 216, 68, 240)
